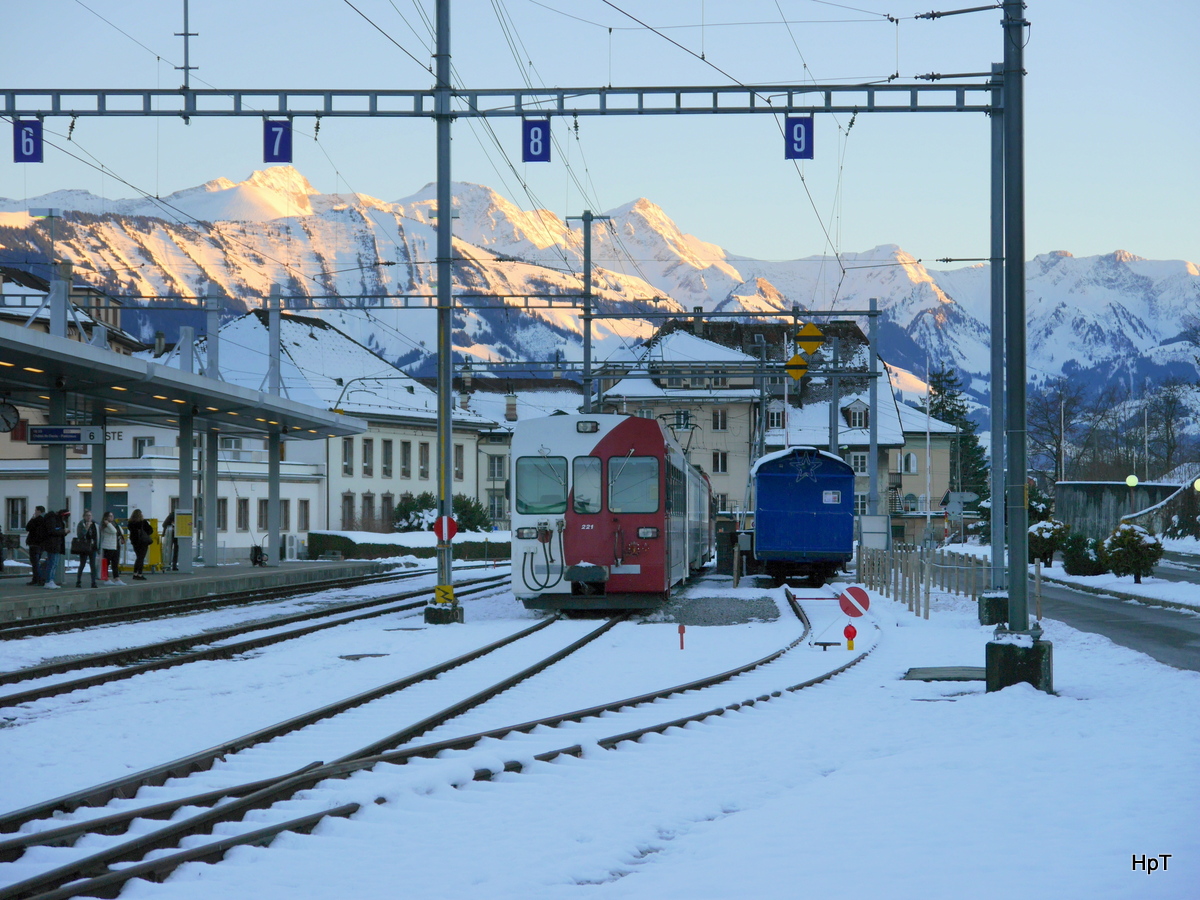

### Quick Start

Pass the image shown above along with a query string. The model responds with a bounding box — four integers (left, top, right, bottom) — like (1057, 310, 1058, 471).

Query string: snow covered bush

(1028, 519, 1068, 565)
(393, 492, 492, 533)
(1060, 532, 1109, 577)
(1103, 524, 1164, 584)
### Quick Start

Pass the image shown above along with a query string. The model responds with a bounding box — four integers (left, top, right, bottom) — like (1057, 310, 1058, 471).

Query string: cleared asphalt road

(1032, 571, 1200, 672)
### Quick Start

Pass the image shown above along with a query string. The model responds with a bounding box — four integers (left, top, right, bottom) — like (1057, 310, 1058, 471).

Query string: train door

(563, 455, 613, 593)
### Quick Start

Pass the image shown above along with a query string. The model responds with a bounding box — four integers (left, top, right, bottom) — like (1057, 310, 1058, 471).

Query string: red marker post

(679, 623, 686, 650)
(844, 623, 857, 651)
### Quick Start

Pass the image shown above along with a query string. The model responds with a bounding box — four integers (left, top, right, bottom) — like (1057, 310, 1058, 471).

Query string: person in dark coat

(40, 508, 68, 589)
(74, 509, 100, 588)
(25, 505, 46, 586)
(127, 509, 154, 580)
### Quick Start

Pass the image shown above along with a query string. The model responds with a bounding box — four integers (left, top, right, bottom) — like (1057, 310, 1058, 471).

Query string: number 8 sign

(522, 119, 551, 163)
(784, 116, 814, 161)
(13, 120, 43, 163)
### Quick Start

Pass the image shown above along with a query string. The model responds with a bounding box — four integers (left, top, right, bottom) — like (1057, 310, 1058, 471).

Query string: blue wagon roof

(750, 446, 851, 478)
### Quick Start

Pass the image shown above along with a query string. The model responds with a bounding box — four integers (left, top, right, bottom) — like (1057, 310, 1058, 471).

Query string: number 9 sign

(784, 116, 814, 161)
(522, 119, 551, 163)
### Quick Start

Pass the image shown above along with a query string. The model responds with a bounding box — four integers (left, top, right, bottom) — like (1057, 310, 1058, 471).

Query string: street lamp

(1125, 474, 1138, 518)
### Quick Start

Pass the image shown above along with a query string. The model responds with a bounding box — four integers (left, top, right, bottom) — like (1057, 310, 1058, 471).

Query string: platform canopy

(0, 321, 366, 439)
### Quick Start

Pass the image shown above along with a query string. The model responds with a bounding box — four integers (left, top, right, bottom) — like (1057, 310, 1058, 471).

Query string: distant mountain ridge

(1, 166, 1197, 411)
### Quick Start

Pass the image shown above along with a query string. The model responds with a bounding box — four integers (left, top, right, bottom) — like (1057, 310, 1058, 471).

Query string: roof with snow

(151, 310, 494, 427)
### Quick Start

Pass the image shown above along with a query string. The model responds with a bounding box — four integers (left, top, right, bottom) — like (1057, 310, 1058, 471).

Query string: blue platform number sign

(784, 116, 814, 161)
(522, 119, 551, 163)
(13, 120, 43, 163)
(264, 120, 293, 164)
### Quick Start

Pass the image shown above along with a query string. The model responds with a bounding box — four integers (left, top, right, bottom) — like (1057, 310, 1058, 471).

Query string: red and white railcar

(510, 413, 713, 610)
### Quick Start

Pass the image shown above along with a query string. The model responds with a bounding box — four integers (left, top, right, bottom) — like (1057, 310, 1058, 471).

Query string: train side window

(515, 456, 568, 514)
(608, 455, 659, 513)
(573, 456, 602, 514)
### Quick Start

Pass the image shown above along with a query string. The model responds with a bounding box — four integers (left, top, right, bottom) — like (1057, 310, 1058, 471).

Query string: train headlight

(637, 527, 659, 539)
(576, 421, 599, 433)
(515, 527, 539, 540)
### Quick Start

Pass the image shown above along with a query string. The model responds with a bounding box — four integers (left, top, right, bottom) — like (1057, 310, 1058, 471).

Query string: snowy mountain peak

(243, 166, 319, 198)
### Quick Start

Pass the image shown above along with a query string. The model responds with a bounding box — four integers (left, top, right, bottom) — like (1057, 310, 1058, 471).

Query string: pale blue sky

(3, 0, 1196, 264)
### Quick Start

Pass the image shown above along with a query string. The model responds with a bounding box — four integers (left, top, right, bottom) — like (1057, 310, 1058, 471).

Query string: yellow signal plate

(434, 584, 456, 605)
(785, 353, 808, 382)
(796, 322, 825, 355)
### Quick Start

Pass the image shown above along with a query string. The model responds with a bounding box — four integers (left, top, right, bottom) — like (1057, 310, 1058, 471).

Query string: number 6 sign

(784, 116, 814, 160)
(522, 118, 550, 163)
(264, 120, 293, 164)
(13, 120, 43, 163)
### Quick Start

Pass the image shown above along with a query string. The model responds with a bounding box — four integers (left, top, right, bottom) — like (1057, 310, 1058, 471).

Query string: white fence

(857, 544, 990, 618)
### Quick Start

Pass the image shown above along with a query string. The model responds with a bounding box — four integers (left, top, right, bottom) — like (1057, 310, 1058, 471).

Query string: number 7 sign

(13, 120, 43, 163)
(264, 120, 293, 163)
(784, 116, 814, 160)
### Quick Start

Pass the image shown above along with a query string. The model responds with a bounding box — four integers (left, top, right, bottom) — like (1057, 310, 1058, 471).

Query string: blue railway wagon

(751, 447, 855, 586)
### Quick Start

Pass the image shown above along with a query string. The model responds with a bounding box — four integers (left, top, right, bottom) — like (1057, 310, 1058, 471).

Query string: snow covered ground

(2, 563, 1197, 900)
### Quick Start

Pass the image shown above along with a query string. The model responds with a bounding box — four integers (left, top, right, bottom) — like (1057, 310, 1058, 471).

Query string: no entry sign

(839, 586, 870, 618)
(432, 516, 458, 541)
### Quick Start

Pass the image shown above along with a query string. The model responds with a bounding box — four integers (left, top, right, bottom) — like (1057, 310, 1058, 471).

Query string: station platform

(0, 559, 400, 625)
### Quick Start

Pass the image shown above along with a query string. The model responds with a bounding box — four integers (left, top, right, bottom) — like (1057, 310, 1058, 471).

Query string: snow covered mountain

(2, 166, 1197, 406)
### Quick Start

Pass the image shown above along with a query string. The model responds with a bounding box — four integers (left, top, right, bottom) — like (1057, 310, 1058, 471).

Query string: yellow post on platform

(146, 518, 163, 572)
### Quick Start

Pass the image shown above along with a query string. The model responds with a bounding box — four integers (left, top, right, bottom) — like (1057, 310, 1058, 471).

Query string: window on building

(488, 454, 506, 479)
(6, 498, 28, 532)
(712, 375, 728, 388)
(280, 499, 291, 532)
(220, 436, 243, 451)
(636, 408, 654, 419)
(341, 493, 355, 529)
(361, 494, 375, 527)
(133, 436, 155, 458)
(236, 498, 249, 531)
(419, 442, 430, 479)
(401, 441, 412, 478)
(298, 498, 310, 533)
(712, 450, 728, 474)
(342, 437, 354, 477)
(854, 492, 870, 515)
(667, 376, 682, 387)
(716, 492, 728, 512)
(257, 498, 269, 532)
(712, 409, 727, 432)
(216, 498, 228, 532)
(849, 407, 870, 429)
(767, 374, 783, 385)
(768, 408, 784, 429)
(850, 452, 869, 474)
(380, 494, 393, 525)
(903, 451, 919, 475)
(454, 443, 464, 481)
(362, 438, 374, 477)
(382, 440, 393, 478)
(488, 490, 506, 522)
(674, 409, 691, 429)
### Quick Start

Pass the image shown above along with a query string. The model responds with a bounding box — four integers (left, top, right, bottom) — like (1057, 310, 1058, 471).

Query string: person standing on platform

(40, 508, 67, 590)
(161, 512, 179, 570)
(74, 509, 100, 589)
(25, 505, 46, 586)
(127, 509, 153, 580)
(100, 511, 126, 586)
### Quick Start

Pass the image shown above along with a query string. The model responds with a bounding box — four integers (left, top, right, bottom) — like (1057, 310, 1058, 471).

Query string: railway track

(0, 572, 512, 708)
(0, 589, 879, 900)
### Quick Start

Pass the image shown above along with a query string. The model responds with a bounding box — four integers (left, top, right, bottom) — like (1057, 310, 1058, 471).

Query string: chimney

(154, 331, 166, 356)
(458, 391, 470, 410)
(505, 392, 518, 422)
(693, 307, 704, 337)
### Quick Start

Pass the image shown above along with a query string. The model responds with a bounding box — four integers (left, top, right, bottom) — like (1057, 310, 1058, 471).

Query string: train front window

(573, 456, 602, 514)
(515, 456, 568, 514)
(608, 455, 659, 513)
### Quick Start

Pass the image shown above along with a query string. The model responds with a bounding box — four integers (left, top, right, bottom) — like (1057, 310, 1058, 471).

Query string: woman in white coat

(99, 511, 126, 586)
